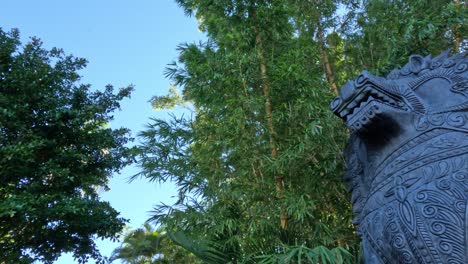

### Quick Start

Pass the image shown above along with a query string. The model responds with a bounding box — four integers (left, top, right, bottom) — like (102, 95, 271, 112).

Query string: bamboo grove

(133, 0, 466, 263)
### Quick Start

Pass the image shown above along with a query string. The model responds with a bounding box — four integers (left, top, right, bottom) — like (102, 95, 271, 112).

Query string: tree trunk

(316, 17, 345, 246)
(251, 8, 288, 230)
(454, 0, 461, 53)
(317, 21, 338, 95)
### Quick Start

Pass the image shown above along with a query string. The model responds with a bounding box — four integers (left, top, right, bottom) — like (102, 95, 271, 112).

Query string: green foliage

(150, 85, 185, 110)
(342, 0, 466, 75)
(257, 245, 355, 264)
(110, 224, 200, 264)
(167, 231, 227, 264)
(135, 0, 465, 263)
(0, 28, 134, 263)
(136, 0, 355, 263)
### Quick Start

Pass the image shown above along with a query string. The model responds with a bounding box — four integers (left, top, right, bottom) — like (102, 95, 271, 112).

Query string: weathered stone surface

(331, 51, 467, 263)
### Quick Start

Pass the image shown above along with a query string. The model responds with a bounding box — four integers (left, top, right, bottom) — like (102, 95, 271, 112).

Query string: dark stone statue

(330, 51, 467, 263)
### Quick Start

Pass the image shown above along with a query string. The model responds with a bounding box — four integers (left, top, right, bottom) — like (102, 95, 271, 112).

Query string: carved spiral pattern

(430, 221, 447, 235)
(392, 234, 406, 249)
(414, 113, 467, 131)
(415, 191, 428, 202)
(446, 113, 466, 127)
(454, 200, 464, 212)
(439, 240, 453, 255)
(443, 59, 455, 68)
(355, 74, 368, 87)
(385, 206, 395, 217)
(401, 250, 414, 264)
(455, 61, 467, 73)
(452, 171, 466, 181)
(432, 61, 442, 69)
(428, 114, 445, 125)
(421, 205, 437, 217)
(436, 179, 451, 190)
(387, 221, 398, 233)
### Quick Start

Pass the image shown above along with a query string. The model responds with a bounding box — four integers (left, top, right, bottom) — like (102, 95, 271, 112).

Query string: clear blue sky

(1, 0, 205, 263)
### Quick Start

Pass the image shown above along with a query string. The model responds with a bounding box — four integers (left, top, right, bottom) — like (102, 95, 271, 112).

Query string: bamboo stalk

(316, 18, 338, 95)
(454, 0, 461, 53)
(251, 7, 288, 230)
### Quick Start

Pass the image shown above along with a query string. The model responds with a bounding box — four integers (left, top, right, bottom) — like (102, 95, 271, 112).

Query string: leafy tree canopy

(110, 223, 200, 264)
(0, 28, 134, 264)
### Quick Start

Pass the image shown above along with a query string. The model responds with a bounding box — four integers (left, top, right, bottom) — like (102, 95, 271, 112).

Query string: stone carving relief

(330, 51, 468, 263)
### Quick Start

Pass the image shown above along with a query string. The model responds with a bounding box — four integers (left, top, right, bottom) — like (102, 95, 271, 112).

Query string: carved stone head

(330, 51, 467, 263)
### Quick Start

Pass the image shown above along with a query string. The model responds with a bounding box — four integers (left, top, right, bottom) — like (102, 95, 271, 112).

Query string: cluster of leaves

(341, 0, 466, 75)
(0, 28, 134, 263)
(110, 223, 200, 264)
(133, 0, 465, 263)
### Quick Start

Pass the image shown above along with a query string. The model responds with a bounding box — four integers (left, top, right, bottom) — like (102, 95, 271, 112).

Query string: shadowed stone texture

(331, 51, 468, 263)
